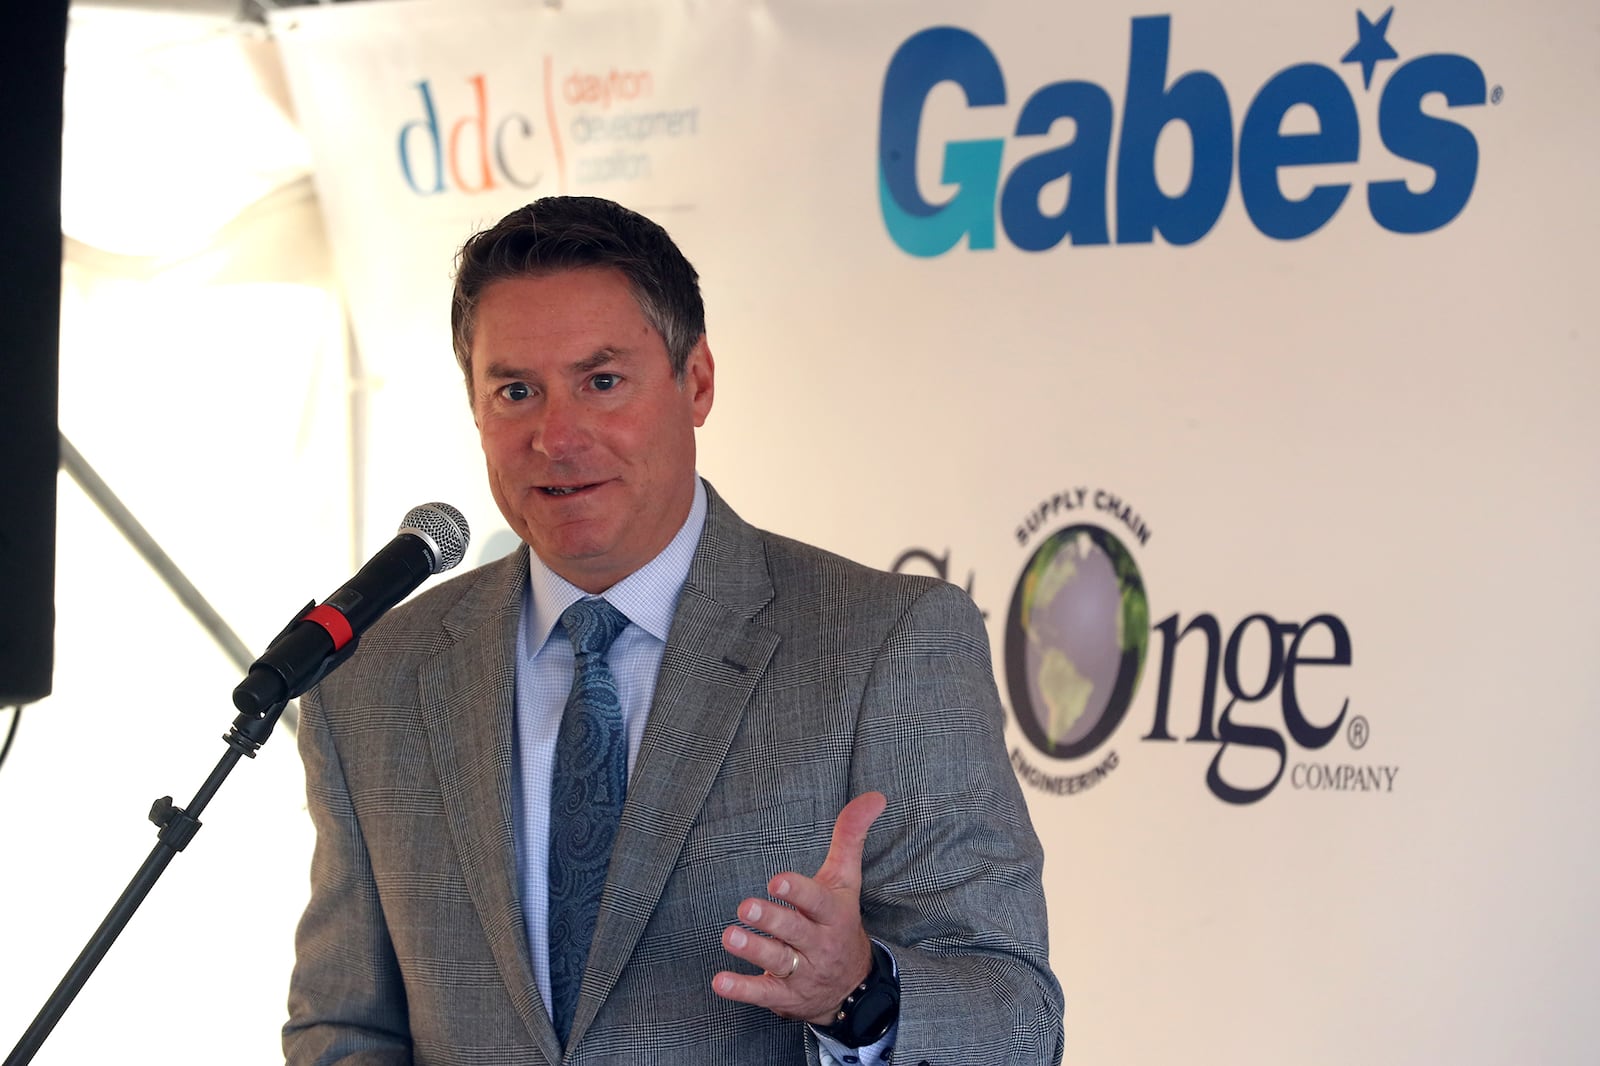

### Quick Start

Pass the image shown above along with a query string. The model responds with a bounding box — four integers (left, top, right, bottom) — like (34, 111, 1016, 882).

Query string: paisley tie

(547, 597, 630, 1046)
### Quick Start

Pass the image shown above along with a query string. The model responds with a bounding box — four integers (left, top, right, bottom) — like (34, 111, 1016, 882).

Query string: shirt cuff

(815, 1021, 897, 1066)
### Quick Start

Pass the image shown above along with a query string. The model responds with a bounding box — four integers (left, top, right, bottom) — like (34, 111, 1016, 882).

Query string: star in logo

(1340, 7, 1400, 90)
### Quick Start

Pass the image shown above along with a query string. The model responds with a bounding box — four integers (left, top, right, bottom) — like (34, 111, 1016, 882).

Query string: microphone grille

(400, 502, 471, 573)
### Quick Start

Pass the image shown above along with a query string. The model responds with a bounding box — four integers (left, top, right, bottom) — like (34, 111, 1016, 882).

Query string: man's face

(470, 267, 714, 593)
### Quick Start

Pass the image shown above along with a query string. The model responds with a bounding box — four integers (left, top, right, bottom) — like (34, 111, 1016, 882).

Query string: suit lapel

(566, 484, 780, 1051)
(418, 550, 564, 1066)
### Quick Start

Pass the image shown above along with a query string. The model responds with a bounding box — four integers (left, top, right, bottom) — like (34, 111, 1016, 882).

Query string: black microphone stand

(3, 696, 290, 1066)
(4, 500, 461, 1063)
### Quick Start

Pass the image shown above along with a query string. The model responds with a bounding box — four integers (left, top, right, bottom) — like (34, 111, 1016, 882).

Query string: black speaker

(0, 0, 68, 706)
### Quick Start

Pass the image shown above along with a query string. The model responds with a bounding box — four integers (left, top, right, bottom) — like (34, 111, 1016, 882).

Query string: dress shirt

(511, 477, 894, 1066)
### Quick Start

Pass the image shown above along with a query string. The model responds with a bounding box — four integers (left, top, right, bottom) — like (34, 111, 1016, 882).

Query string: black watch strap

(817, 940, 900, 1049)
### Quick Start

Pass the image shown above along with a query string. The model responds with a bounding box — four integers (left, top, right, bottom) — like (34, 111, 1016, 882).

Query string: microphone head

(400, 502, 470, 573)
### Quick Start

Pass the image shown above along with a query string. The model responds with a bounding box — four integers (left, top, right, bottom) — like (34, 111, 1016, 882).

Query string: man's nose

(534, 395, 591, 460)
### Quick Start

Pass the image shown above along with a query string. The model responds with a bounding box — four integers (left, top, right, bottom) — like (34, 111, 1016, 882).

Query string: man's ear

(686, 337, 715, 427)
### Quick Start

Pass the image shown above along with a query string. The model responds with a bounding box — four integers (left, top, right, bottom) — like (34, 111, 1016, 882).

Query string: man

(284, 196, 1063, 1065)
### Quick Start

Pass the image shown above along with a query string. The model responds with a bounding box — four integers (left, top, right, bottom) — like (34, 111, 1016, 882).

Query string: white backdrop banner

(274, 1, 1600, 1062)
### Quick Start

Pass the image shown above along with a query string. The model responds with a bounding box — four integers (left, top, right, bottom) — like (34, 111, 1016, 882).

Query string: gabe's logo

(877, 9, 1491, 255)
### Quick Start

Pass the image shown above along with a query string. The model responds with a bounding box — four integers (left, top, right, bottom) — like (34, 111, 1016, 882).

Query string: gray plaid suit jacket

(284, 482, 1063, 1065)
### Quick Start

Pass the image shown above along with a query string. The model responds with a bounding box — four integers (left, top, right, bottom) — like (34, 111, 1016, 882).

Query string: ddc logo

(398, 75, 543, 195)
(878, 9, 1489, 254)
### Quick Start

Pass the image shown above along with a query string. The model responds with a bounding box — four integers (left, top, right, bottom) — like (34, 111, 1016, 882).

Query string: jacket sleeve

(282, 684, 414, 1066)
(851, 580, 1065, 1066)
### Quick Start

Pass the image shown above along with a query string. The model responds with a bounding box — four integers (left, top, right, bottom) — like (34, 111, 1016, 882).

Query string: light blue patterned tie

(547, 597, 630, 1047)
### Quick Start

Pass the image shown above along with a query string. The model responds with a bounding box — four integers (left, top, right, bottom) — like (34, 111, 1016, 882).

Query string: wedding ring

(768, 947, 800, 980)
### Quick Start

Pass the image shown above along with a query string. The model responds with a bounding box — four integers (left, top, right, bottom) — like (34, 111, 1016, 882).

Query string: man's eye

(499, 382, 532, 402)
(591, 374, 620, 392)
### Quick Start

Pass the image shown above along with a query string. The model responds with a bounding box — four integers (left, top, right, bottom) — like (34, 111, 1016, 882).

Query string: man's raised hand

(712, 791, 888, 1025)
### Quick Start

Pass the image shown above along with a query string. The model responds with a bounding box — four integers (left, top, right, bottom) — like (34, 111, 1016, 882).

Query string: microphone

(231, 503, 470, 716)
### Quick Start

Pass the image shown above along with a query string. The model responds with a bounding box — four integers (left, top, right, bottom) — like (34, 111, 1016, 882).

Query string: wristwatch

(817, 940, 900, 1049)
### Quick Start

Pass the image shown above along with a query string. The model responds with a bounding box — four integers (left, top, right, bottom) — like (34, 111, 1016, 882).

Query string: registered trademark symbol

(1491, 85, 1504, 104)
(1348, 715, 1370, 749)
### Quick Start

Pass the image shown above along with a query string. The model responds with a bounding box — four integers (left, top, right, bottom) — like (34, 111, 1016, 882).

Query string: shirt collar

(522, 477, 707, 654)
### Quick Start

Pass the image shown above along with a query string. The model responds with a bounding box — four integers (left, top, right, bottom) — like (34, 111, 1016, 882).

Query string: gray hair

(450, 196, 706, 389)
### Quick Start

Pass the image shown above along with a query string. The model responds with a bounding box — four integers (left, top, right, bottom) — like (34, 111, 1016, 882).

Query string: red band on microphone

(304, 604, 355, 651)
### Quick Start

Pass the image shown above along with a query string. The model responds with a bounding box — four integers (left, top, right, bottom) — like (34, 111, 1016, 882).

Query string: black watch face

(851, 987, 898, 1044)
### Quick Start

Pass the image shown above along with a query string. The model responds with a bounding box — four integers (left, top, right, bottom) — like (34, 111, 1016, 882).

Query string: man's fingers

(712, 967, 801, 1014)
(714, 929, 819, 1020)
(814, 790, 887, 889)
(737, 894, 816, 946)
(721, 923, 799, 976)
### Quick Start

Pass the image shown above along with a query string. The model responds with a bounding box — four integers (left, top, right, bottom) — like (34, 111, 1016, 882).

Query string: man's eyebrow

(479, 347, 628, 381)
(480, 359, 535, 381)
(573, 347, 627, 373)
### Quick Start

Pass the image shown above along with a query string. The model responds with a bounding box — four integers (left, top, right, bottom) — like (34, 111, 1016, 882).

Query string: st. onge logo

(877, 8, 1495, 255)
(894, 486, 1400, 806)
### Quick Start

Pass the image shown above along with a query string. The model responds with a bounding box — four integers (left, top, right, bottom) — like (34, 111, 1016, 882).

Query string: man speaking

(283, 197, 1063, 1065)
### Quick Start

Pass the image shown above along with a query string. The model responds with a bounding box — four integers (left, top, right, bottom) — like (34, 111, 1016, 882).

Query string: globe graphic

(1005, 525, 1150, 759)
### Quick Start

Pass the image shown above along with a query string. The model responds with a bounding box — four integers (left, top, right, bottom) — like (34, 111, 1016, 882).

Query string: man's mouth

(540, 482, 599, 497)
